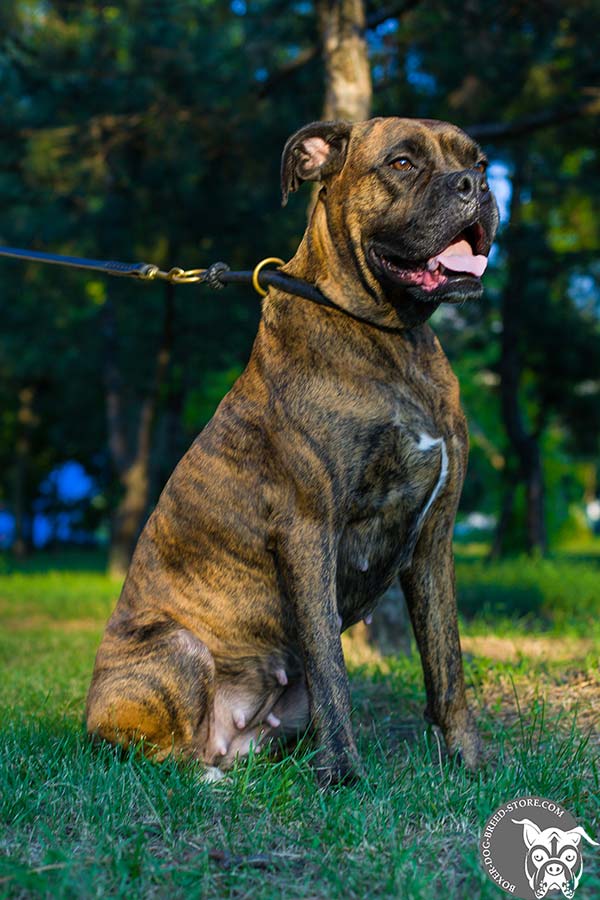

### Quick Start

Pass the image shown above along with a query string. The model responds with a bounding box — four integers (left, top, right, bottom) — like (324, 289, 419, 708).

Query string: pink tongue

(434, 239, 488, 277)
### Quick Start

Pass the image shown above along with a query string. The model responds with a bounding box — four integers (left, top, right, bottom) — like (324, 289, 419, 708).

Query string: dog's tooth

(275, 667, 288, 686)
(363, 614, 373, 626)
(267, 712, 280, 728)
(337, 613, 343, 630)
(427, 258, 439, 272)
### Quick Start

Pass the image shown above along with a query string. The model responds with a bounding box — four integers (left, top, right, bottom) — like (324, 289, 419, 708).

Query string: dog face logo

(512, 818, 599, 899)
(480, 797, 598, 900)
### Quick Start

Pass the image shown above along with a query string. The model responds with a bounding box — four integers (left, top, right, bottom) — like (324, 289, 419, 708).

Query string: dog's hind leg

(86, 627, 215, 762)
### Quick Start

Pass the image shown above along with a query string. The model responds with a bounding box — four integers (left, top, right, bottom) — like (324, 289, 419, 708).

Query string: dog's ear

(512, 819, 542, 849)
(280, 120, 352, 206)
(563, 827, 600, 847)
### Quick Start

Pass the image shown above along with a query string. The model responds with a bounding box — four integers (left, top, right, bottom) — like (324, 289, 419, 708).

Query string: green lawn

(1, 552, 599, 898)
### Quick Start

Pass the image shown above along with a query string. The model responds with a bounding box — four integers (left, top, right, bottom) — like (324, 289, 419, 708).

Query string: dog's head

(513, 818, 599, 898)
(281, 117, 499, 325)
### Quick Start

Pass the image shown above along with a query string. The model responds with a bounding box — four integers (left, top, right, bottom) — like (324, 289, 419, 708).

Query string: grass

(0, 551, 599, 898)
(455, 552, 600, 633)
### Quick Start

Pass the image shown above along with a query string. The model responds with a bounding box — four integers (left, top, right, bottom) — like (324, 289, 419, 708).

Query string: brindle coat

(87, 117, 499, 785)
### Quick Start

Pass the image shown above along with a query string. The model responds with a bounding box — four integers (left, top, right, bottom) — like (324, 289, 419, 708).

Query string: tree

(317, 0, 372, 121)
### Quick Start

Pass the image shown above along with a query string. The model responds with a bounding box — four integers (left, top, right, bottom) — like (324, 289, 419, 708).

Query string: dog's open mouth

(371, 222, 489, 293)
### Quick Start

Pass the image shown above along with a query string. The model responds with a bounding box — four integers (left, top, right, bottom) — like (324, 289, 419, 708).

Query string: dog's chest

(336, 419, 458, 623)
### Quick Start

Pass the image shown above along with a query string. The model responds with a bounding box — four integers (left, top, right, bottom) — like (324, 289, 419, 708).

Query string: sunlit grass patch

(0, 571, 118, 623)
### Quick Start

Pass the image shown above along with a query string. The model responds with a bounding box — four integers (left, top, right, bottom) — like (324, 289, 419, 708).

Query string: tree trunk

(12, 385, 36, 559)
(525, 442, 546, 554)
(150, 348, 186, 502)
(317, 0, 372, 122)
(366, 578, 412, 656)
(107, 458, 152, 577)
(104, 283, 175, 578)
(496, 159, 547, 556)
(489, 480, 516, 560)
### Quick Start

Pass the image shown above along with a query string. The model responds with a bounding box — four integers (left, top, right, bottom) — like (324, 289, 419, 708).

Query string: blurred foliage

(0, 0, 598, 557)
(456, 553, 600, 634)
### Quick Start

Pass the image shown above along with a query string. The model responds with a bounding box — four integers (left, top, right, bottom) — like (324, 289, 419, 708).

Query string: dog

(513, 818, 599, 898)
(86, 116, 499, 785)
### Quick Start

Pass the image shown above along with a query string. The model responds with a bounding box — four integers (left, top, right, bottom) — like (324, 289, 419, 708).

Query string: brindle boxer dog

(87, 117, 499, 786)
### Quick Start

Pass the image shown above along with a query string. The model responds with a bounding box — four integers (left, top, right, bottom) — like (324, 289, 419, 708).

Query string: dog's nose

(448, 169, 489, 203)
(546, 863, 563, 876)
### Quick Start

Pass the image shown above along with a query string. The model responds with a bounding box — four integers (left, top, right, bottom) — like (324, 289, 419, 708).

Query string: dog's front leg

(400, 520, 482, 769)
(276, 518, 361, 786)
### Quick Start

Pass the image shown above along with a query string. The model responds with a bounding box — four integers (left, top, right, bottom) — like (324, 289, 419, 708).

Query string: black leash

(0, 244, 403, 331)
(0, 245, 335, 307)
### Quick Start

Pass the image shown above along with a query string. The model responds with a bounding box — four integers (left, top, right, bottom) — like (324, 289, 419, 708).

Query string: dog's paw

(313, 749, 365, 788)
(444, 721, 484, 771)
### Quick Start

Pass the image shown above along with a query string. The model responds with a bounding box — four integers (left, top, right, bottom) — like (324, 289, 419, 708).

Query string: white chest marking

(415, 432, 448, 529)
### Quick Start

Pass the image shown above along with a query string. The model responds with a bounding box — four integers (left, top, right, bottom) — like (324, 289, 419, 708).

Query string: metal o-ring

(251, 257, 285, 297)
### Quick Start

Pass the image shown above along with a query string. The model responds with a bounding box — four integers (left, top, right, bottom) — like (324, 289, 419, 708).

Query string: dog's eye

(474, 160, 487, 173)
(390, 157, 414, 172)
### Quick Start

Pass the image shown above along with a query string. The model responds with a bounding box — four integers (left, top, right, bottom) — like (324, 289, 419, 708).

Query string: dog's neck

(280, 193, 440, 331)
